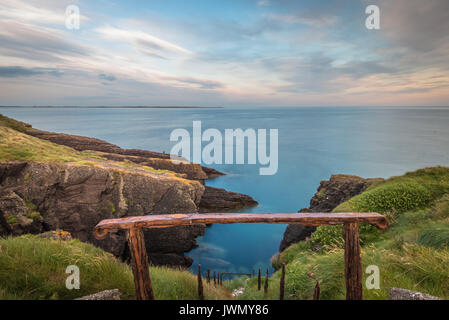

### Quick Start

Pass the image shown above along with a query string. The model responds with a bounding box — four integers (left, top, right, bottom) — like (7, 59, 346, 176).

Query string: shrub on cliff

(0, 235, 227, 300)
(311, 167, 449, 248)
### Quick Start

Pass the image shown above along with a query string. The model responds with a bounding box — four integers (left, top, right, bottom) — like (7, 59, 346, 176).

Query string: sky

(0, 0, 448, 107)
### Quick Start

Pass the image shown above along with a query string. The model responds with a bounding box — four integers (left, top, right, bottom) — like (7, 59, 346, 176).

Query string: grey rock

(76, 289, 121, 300)
(389, 287, 443, 300)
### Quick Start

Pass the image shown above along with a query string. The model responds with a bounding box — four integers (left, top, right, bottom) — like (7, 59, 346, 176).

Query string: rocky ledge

(279, 174, 382, 252)
(26, 128, 219, 182)
(199, 186, 258, 213)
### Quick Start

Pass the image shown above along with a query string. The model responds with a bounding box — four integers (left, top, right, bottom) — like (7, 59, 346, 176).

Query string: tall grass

(0, 235, 228, 300)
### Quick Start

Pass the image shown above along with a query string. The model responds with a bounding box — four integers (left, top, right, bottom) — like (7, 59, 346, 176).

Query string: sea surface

(2, 106, 449, 275)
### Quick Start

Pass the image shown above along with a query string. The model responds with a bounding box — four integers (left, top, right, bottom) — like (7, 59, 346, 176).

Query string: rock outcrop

(0, 161, 204, 267)
(279, 174, 381, 252)
(199, 186, 258, 213)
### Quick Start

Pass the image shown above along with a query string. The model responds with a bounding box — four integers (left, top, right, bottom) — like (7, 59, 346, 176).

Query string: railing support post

(264, 269, 269, 294)
(344, 222, 362, 300)
(126, 227, 155, 300)
(198, 265, 204, 300)
(280, 263, 285, 300)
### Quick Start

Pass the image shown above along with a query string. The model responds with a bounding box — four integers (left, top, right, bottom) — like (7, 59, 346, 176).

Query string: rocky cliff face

(279, 174, 381, 252)
(0, 161, 204, 267)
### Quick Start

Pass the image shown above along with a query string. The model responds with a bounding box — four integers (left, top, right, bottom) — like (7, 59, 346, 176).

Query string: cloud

(96, 26, 193, 59)
(0, 66, 43, 77)
(0, 66, 63, 78)
(0, 0, 89, 25)
(99, 73, 116, 81)
(0, 19, 88, 63)
(266, 13, 337, 27)
(257, 0, 271, 6)
(158, 75, 224, 89)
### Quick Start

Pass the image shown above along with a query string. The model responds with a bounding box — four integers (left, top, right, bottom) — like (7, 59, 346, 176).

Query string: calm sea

(2, 106, 449, 274)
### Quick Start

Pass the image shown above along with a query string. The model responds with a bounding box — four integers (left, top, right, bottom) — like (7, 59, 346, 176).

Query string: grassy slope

(228, 167, 449, 300)
(0, 235, 228, 300)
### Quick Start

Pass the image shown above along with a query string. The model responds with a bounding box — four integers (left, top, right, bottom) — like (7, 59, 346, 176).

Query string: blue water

(2, 107, 449, 275)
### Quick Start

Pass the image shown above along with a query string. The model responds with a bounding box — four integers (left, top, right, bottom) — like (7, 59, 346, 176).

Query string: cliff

(0, 114, 257, 268)
(279, 174, 381, 251)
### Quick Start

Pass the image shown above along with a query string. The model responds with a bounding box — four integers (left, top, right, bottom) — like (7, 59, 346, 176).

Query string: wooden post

(257, 269, 261, 291)
(344, 222, 363, 300)
(280, 263, 285, 300)
(307, 272, 320, 300)
(313, 280, 320, 300)
(264, 269, 269, 294)
(206, 269, 210, 283)
(198, 265, 204, 300)
(126, 227, 155, 300)
(213, 271, 216, 285)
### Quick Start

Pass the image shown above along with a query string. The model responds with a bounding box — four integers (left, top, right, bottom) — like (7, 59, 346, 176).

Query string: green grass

(0, 114, 31, 132)
(0, 125, 198, 185)
(236, 167, 449, 300)
(0, 235, 228, 300)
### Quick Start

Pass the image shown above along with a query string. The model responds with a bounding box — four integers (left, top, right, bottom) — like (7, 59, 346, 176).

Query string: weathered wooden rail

(93, 212, 388, 300)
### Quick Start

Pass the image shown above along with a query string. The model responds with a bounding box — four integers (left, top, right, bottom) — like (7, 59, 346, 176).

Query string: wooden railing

(93, 212, 389, 300)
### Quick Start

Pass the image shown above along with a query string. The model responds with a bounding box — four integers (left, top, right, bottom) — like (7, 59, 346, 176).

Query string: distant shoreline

(0, 106, 224, 109)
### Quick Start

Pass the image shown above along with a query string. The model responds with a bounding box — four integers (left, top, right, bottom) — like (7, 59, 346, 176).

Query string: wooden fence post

(257, 269, 261, 291)
(307, 272, 320, 300)
(264, 269, 269, 294)
(344, 222, 363, 300)
(198, 265, 204, 300)
(126, 227, 154, 300)
(280, 263, 285, 300)
(206, 269, 210, 283)
(213, 271, 216, 285)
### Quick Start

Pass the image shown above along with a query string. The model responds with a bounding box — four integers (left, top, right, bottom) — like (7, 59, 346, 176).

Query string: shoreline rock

(199, 186, 258, 213)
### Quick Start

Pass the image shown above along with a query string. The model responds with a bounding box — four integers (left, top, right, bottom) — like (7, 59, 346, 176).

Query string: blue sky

(0, 0, 448, 106)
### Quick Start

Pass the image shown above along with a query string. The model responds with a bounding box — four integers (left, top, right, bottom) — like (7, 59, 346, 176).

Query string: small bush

(350, 181, 432, 215)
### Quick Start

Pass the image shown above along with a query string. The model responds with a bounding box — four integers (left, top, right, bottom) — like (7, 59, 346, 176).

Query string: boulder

(389, 288, 443, 300)
(76, 289, 121, 300)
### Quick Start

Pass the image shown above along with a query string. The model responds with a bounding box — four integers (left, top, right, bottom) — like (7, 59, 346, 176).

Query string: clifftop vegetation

(229, 166, 449, 300)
